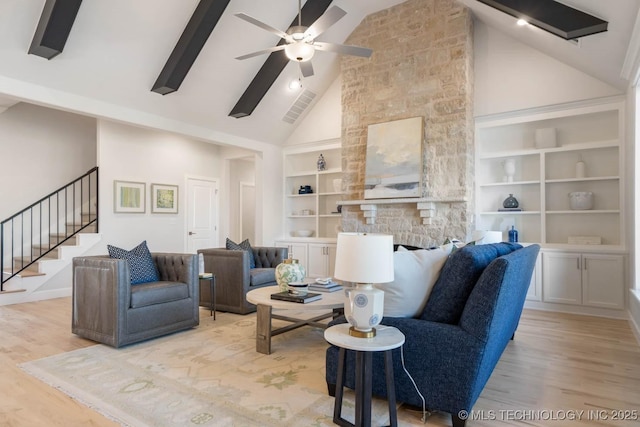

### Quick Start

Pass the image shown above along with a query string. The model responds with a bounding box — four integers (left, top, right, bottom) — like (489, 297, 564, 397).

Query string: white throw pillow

(375, 248, 449, 318)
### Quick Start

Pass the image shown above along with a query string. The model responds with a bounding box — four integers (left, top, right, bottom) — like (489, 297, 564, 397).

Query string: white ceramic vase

(275, 259, 306, 292)
(503, 158, 516, 182)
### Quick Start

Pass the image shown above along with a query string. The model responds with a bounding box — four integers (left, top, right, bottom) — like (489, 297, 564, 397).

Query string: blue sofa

(325, 242, 540, 427)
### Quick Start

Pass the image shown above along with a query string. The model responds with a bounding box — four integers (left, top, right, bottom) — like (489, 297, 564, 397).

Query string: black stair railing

(1, 167, 99, 290)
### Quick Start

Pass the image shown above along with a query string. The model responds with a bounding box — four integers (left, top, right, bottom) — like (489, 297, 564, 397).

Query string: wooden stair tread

(0, 288, 27, 294)
(3, 269, 45, 278)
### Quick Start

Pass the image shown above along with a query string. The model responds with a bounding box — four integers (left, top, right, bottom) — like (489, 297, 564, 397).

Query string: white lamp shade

(284, 42, 315, 62)
(334, 233, 394, 284)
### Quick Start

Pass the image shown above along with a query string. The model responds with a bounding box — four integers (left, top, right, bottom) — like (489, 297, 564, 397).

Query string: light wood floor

(0, 298, 638, 426)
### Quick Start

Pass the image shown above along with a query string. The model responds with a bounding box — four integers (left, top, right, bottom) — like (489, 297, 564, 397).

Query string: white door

(187, 178, 219, 253)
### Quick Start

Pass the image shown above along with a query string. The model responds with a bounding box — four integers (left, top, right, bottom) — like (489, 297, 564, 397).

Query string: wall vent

(282, 90, 317, 124)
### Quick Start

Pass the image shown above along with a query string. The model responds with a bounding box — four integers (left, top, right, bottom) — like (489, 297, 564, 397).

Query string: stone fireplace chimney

(340, 0, 474, 248)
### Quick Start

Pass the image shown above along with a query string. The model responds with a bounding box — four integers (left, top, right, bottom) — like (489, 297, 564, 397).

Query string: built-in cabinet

(542, 252, 624, 309)
(283, 141, 342, 240)
(275, 240, 337, 279)
(475, 97, 627, 316)
(279, 141, 341, 279)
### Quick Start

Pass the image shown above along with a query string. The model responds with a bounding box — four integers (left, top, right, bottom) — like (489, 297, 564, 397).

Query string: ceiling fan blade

(235, 13, 289, 40)
(313, 42, 373, 58)
(304, 6, 346, 39)
(299, 61, 314, 77)
(235, 45, 286, 60)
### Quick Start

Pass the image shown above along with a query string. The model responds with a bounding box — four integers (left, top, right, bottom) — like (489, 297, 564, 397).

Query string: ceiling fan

(234, 0, 373, 77)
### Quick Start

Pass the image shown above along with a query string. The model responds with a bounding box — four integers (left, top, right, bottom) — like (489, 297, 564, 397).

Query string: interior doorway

(186, 177, 219, 253)
(240, 181, 256, 242)
(228, 157, 256, 242)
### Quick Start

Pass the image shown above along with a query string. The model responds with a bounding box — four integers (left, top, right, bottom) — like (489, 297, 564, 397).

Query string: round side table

(324, 323, 405, 427)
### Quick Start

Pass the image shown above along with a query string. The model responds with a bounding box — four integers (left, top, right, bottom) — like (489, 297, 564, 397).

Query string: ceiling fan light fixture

(289, 78, 303, 90)
(285, 41, 315, 62)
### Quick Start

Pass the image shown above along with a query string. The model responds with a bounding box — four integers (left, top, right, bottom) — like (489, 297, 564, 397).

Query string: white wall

(0, 102, 96, 219)
(96, 120, 223, 253)
(285, 76, 342, 146)
(474, 24, 622, 117)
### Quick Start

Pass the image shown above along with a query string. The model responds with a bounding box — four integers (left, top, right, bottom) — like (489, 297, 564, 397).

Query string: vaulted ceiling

(0, 0, 638, 147)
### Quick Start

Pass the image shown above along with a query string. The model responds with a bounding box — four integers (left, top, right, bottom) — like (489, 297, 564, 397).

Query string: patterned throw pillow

(107, 240, 159, 285)
(225, 238, 256, 268)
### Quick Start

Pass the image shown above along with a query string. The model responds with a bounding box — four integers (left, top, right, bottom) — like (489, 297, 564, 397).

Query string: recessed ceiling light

(517, 18, 528, 26)
(289, 78, 302, 90)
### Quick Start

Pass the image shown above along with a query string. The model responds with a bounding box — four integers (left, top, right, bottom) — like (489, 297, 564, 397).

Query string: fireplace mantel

(338, 197, 467, 225)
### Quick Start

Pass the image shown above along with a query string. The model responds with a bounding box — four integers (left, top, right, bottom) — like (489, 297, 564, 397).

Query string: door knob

(189, 231, 197, 235)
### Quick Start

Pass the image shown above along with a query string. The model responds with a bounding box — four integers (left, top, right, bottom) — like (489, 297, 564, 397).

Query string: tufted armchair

(72, 253, 199, 348)
(198, 246, 288, 314)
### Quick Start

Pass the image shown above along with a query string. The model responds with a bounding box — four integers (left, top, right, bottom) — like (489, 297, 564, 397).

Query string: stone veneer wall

(340, 0, 474, 248)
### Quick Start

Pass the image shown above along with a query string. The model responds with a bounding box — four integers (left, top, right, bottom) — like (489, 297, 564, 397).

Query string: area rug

(20, 312, 425, 426)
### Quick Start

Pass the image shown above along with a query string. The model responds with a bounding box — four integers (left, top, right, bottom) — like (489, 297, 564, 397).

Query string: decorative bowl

(288, 281, 309, 296)
(295, 230, 314, 237)
(569, 191, 593, 210)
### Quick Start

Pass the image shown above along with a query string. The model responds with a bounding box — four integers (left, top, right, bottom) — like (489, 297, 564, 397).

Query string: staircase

(1, 168, 101, 305)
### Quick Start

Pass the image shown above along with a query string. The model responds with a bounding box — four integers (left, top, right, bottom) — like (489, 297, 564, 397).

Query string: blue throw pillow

(107, 240, 159, 285)
(226, 238, 256, 268)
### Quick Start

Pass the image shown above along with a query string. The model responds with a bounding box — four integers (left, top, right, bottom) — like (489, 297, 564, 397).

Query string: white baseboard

(629, 290, 640, 345)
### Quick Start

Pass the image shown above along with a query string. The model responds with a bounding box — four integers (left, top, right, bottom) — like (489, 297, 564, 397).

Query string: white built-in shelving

(475, 97, 627, 316)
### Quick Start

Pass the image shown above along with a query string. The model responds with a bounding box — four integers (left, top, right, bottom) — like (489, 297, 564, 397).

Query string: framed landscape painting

(365, 117, 423, 199)
(114, 180, 145, 213)
(151, 183, 178, 214)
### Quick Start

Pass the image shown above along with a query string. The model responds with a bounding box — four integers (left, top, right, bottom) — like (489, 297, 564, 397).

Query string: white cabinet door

(274, 241, 309, 274)
(542, 252, 582, 305)
(582, 254, 624, 309)
(327, 244, 337, 278)
(307, 243, 337, 278)
(307, 243, 328, 278)
(526, 253, 542, 301)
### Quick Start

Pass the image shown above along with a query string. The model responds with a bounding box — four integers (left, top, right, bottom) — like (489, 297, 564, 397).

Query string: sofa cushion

(420, 242, 522, 324)
(226, 238, 256, 269)
(375, 248, 449, 318)
(130, 281, 189, 308)
(250, 268, 276, 287)
(107, 240, 159, 285)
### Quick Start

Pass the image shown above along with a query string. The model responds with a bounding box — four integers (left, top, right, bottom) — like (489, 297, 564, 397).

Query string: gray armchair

(198, 246, 287, 314)
(72, 253, 199, 348)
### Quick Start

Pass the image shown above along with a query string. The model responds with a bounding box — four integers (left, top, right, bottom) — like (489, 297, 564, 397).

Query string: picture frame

(365, 117, 423, 199)
(114, 180, 145, 213)
(151, 183, 179, 214)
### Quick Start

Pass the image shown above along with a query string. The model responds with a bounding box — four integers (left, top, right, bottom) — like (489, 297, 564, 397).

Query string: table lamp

(334, 232, 394, 338)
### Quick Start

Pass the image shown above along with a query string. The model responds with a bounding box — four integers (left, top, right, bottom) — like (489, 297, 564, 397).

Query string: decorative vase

(503, 194, 519, 209)
(576, 160, 586, 178)
(275, 258, 306, 292)
(503, 158, 516, 182)
(317, 154, 326, 171)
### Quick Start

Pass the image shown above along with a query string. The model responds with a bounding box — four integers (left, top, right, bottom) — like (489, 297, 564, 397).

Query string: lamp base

(349, 326, 376, 338)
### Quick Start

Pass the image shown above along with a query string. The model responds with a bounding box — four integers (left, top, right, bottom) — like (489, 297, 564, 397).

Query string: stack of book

(271, 291, 322, 303)
(308, 280, 343, 293)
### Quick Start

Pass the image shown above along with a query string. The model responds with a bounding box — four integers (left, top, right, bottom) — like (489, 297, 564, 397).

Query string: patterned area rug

(20, 312, 427, 426)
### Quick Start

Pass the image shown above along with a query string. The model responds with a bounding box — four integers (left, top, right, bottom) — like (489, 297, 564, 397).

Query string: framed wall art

(151, 183, 178, 214)
(365, 117, 423, 199)
(114, 180, 145, 213)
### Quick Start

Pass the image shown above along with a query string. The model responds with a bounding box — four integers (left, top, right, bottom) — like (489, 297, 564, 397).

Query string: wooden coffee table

(246, 286, 345, 354)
